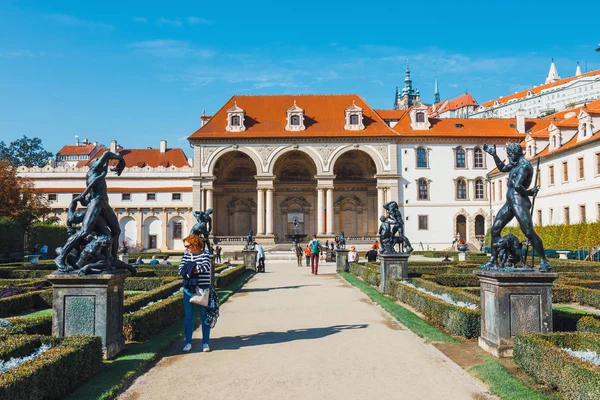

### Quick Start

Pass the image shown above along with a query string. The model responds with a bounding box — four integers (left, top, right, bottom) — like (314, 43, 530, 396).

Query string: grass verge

(552, 304, 598, 315)
(65, 270, 255, 400)
(19, 308, 52, 318)
(470, 357, 560, 400)
(339, 272, 455, 343)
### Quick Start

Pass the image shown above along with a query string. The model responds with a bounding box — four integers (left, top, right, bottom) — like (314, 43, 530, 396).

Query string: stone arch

(453, 208, 468, 242)
(334, 196, 365, 236)
(268, 146, 325, 176)
(227, 197, 256, 236)
(144, 216, 162, 250)
(280, 196, 311, 235)
(119, 216, 137, 248)
(329, 146, 385, 175)
(206, 146, 263, 176)
(168, 215, 186, 250)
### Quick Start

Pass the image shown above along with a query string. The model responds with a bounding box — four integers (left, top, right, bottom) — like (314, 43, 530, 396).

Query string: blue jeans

(183, 289, 210, 345)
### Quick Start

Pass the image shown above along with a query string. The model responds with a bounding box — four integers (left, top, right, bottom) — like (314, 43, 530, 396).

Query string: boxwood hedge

(123, 292, 184, 342)
(577, 316, 600, 334)
(0, 289, 52, 318)
(123, 280, 181, 314)
(514, 332, 600, 400)
(0, 316, 52, 335)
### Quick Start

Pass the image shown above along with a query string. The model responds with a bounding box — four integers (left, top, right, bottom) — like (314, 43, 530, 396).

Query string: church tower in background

(394, 61, 421, 110)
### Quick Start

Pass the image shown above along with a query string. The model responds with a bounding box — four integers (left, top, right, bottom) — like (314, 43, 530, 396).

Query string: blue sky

(1, 0, 599, 156)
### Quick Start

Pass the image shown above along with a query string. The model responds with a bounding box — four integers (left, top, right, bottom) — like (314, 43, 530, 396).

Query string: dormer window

(409, 103, 431, 130)
(344, 101, 364, 131)
(416, 112, 425, 123)
(578, 110, 593, 139)
(226, 102, 246, 132)
(286, 101, 305, 131)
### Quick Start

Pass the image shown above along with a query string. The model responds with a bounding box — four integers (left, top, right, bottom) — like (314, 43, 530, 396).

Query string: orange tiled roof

(90, 148, 189, 168)
(429, 93, 478, 116)
(189, 95, 397, 139)
(57, 144, 101, 156)
(479, 69, 600, 109)
(536, 130, 600, 158)
(392, 117, 552, 138)
(374, 109, 409, 120)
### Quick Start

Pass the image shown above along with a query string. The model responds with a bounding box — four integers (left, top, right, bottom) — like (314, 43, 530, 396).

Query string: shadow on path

(238, 284, 321, 293)
(197, 324, 368, 350)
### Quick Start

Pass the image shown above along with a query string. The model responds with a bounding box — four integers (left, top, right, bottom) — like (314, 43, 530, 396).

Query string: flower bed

(0, 289, 52, 318)
(0, 335, 103, 400)
(514, 332, 600, 400)
(403, 278, 479, 310)
(433, 274, 480, 287)
(123, 292, 184, 342)
(214, 265, 246, 288)
(0, 316, 52, 336)
(0, 270, 51, 279)
(123, 280, 181, 314)
(577, 316, 600, 334)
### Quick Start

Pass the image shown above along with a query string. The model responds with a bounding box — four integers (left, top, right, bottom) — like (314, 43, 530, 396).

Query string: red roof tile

(374, 109, 409, 120)
(57, 144, 101, 156)
(91, 148, 189, 168)
(429, 93, 478, 116)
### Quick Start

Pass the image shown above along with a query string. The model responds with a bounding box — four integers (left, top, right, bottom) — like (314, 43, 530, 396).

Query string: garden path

(119, 260, 492, 400)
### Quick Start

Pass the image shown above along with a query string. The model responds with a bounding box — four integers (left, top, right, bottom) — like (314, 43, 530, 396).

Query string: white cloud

(133, 17, 148, 23)
(0, 50, 45, 57)
(187, 17, 212, 25)
(157, 17, 183, 26)
(129, 40, 212, 58)
(45, 14, 113, 29)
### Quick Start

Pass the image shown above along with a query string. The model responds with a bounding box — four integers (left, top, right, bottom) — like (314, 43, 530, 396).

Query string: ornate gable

(344, 101, 365, 131)
(226, 102, 246, 132)
(285, 101, 306, 131)
(409, 103, 431, 130)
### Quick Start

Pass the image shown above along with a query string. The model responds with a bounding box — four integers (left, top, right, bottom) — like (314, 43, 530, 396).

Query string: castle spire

(393, 86, 399, 110)
(434, 76, 440, 104)
(545, 58, 561, 84)
(575, 61, 582, 76)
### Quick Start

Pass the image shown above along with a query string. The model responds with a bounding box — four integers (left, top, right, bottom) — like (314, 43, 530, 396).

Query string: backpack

(311, 240, 320, 255)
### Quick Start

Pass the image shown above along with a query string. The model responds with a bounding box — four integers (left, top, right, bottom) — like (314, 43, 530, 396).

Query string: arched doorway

(169, 216, 186, 250)
(475, 215, 485, 239)
(144, 216, 161, 250)
(273, 151, 317, 241)
(333, 150, 377, 236)
(213, 152, 257, 237)
(119, 216, 137, 248)
(456, 215, 467, 241)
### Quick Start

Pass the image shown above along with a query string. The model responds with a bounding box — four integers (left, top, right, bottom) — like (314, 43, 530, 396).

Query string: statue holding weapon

(523, 157, 541, 268)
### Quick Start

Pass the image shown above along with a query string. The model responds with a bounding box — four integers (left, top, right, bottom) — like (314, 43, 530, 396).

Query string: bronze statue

(378, 215, 395, 254)
(482, 143, 550, 271)
(191, 208, 213, 252)
(55, 151, 125, 272)
(339, 231, 346, 249)
(292, 216, 300, 235)
(246, 230, 253, 249)
(383, 201, 413, 254)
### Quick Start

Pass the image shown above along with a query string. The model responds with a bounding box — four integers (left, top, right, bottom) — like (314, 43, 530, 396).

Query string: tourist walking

(304, 245, 311, 266)
(347, 246, 359, 271)
(255, 242, 266, 272)
(179, 235, 219, 353)
(295, 243, 303, 267)
(215, 245, 222, 263)
(373, 240, 380, 251)
(309, 235, 320, 275)
(366, 245, 378, 262)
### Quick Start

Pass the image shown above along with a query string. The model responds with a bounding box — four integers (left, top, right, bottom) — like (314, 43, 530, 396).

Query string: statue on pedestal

(378, 215, 395, 254)
(245, 230, 254, 249)
(381, 200, 413, 254)
(54, 151, 135, 276)
(293, 216, 300, 235)
(481, 143, 550, 271)
(191, 208, 213, 253)
(338, 231, 346, 249)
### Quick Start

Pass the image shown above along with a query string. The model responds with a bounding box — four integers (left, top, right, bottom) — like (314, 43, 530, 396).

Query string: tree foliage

(0, 160, 50, 229)
(0, 135, 53, 167)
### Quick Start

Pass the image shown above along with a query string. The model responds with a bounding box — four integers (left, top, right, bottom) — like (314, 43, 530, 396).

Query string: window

(172, 193, 182, 201)
(122, 193, 131, 201)
(562, 161, 569, 182)
(499, 180, 503, 200)
(455, 148, 466, 168)
(80, 155, 89, 160)
(549, 208, 554, 223)
(147, 193, 156, 201)
(580, 205, 586, 222)
(416, 147, 428, 168)
(552, 136, 557, 148)
(475, 179, 485, 200)
(549, 165, 555, 185)
(416, 112, 425, 123)
(349, 114, 359, 125)
(418, 179, 429, 200)
(536, 209, 542, 225)
(564, 206, 570, 224)
(456, 179, 467, 200)
(474, 148, 484, 168)
(48, 193, 57, 202)
(290, 115, 300, 126)
(597, 153, 600, 175)
(537, 171, 541, 188)
(230, 115, 240, 126)
(418, 215, 428, 230)
(578, 157, 585, 179)
(492, 182, 496, 201)
(69, 155, 77, 161)
(173, 222, 183, 239)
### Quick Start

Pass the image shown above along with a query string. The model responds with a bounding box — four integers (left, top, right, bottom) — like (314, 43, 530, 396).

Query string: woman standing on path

(179, 234, 219, 353)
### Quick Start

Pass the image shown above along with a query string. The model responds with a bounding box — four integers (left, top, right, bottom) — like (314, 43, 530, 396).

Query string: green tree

(0, 135, 53, 167)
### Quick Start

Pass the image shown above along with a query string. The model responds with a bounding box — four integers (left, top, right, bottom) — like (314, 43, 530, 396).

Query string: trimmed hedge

(0, 217, 24, 257)
(123, 292, 184, 342)
(0, 335, 103, 400)
(0, 289, 52, 318)
(434, 274, 480, 287)
(124, 277, 177, 291)
(27, 222, 68, 259)
(553, 308, 600, 332)
(123, 280, 181, 314)
(514, 332, 600, 400)
(0, 269, 51, 279)
(410, 278, 480, 306)
(387, 279, 480, 337)
(215, 265, 246, 288)
(1, 316, 52, 335)
(577, 316, 600, 334)
(350, 263, 380, 286)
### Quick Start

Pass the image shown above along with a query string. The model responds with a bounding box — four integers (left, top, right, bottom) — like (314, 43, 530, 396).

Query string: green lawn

(65, 270, 255, 400)
(20, 308, 52, 318)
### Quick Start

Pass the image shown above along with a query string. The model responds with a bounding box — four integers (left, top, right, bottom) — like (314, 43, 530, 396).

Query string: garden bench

(557, 250, 570, 260)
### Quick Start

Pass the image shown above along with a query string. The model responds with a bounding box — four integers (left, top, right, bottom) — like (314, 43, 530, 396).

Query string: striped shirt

(179, 250, 212, 289)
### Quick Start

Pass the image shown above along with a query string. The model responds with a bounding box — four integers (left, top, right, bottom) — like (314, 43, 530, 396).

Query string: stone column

(161, 209, 169, 251)
(475, 270, 558, 358)
(317, 188, 324, 235)
(205, 188, 213, 210)
(326, 188, 334, 235)
(256, 189, 264, 235)
(266, 189, 274, 235)
(377, 187, 385, 215)
(136, 209, 144, 248)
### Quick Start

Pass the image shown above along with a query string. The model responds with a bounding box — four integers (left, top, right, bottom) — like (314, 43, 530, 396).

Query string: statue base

(335, 249, 349, 272)
(242, 249, 257, 271)
(118, 254, 129, 263)
(475, 270, 558, 357)
(458, 251, 468, 261)
(379, 253, 410, 293)
(47, 269, 131, 359)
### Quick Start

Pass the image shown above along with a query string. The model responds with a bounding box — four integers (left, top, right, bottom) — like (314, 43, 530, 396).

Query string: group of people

(135, 255, 171, 265)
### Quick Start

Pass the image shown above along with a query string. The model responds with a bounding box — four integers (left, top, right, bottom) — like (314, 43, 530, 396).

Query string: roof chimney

(160, 140, 167, 154)
(110, 140, 117, 153)
(75, 135, 80, 146)
(83, 138, 89, 145)
(516, 109, 526, 134)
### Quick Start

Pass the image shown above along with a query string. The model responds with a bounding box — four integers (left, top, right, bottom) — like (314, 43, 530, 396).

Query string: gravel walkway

(119, 260, 492, 400)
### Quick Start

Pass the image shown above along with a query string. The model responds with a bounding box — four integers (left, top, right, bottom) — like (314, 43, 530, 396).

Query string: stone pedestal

(243, 249, 257, 271)
(326, 249, 335, 262)
(379, 253, 410, 293)
(335, 249, 349, 272)
(118, 254, 129, 263)
(475, 270, 558, 358)
(458, 251, 468, 262)
(47, 270, 131, 359)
